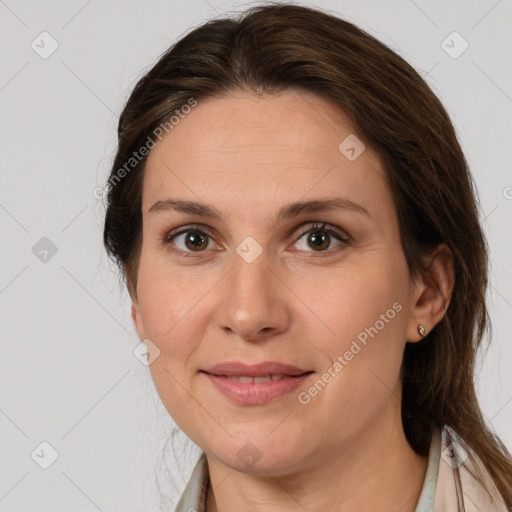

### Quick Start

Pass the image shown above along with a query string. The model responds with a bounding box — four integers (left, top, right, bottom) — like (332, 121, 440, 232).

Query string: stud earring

(418, 324, 426, 337)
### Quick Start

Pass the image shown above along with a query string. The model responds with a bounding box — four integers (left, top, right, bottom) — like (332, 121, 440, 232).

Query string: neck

(204, 406, 429, 512)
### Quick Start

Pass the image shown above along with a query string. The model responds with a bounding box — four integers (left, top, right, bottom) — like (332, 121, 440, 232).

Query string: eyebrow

(148, 197, 371, 222)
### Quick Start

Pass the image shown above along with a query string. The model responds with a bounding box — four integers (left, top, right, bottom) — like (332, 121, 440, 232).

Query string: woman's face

(132, 90, 425, 474)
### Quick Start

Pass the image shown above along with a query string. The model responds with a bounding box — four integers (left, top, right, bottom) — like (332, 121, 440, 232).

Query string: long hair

(103, 3, 512, 506)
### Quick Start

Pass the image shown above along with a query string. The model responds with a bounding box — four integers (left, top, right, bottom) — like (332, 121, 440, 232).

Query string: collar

(433, 425, 508, 511)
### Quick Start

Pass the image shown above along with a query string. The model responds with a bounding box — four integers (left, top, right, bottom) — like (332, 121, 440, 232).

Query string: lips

(202, 361, 311, 378)
(222, 375, 285, 383)
(201, 361, 313, 405)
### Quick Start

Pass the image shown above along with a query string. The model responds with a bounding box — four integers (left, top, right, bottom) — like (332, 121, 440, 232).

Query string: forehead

(142, 90, 391, 219)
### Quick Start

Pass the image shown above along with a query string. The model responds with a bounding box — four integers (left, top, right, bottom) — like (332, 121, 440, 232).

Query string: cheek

(290, 255, 409, 353)
(291, 257, 410, 417)
(135, 250, 213, 377)
(137, 263, 212, 431)
(136, 244, 212, 331)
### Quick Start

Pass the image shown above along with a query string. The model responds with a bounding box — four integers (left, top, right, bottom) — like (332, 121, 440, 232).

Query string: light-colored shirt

(175, 427, 442, 512)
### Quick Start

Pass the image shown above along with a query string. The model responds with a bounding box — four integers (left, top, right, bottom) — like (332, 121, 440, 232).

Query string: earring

(418, 324, 426, 337)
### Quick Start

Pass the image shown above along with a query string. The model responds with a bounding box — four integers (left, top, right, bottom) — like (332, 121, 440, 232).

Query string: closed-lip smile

(201, 361, 314, 405)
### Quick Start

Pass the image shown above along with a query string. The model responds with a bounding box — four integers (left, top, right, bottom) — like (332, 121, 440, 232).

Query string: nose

(214, 250, 291, 343)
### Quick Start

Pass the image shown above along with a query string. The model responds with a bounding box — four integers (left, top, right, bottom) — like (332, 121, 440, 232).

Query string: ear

(131, 301, 147, 341)
(406, 244, 455, 342)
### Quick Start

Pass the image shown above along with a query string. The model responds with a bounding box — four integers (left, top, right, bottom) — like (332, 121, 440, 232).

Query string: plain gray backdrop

(1, 0, 511, 510)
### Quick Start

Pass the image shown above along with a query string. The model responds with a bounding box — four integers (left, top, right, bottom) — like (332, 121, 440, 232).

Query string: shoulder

(434, 425, 509, 512)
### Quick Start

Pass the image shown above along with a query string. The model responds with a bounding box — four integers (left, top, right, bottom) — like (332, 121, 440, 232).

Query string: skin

(131, 90, 454, 512)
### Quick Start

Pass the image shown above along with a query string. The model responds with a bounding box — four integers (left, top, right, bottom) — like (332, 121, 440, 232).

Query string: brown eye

(164, 228, 213, 253)
(183, 231, 209, 251)
(293, 223, 348, 253)
(307, 230, 331, 251)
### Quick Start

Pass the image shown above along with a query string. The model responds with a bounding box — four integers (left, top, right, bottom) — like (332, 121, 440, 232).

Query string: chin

(210, 437, 313, 477)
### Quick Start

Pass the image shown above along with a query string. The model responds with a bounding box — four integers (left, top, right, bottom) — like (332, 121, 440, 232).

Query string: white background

(1, 0, 511, 510)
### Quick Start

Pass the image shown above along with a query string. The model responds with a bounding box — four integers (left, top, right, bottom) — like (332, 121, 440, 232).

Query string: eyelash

(160, 222, 351, 258)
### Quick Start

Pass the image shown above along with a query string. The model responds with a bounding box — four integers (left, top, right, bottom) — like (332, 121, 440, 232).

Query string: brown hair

(103, 3, 512, 506)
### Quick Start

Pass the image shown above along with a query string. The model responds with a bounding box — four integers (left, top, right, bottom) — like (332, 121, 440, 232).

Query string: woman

(103, 4, 512, 511)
